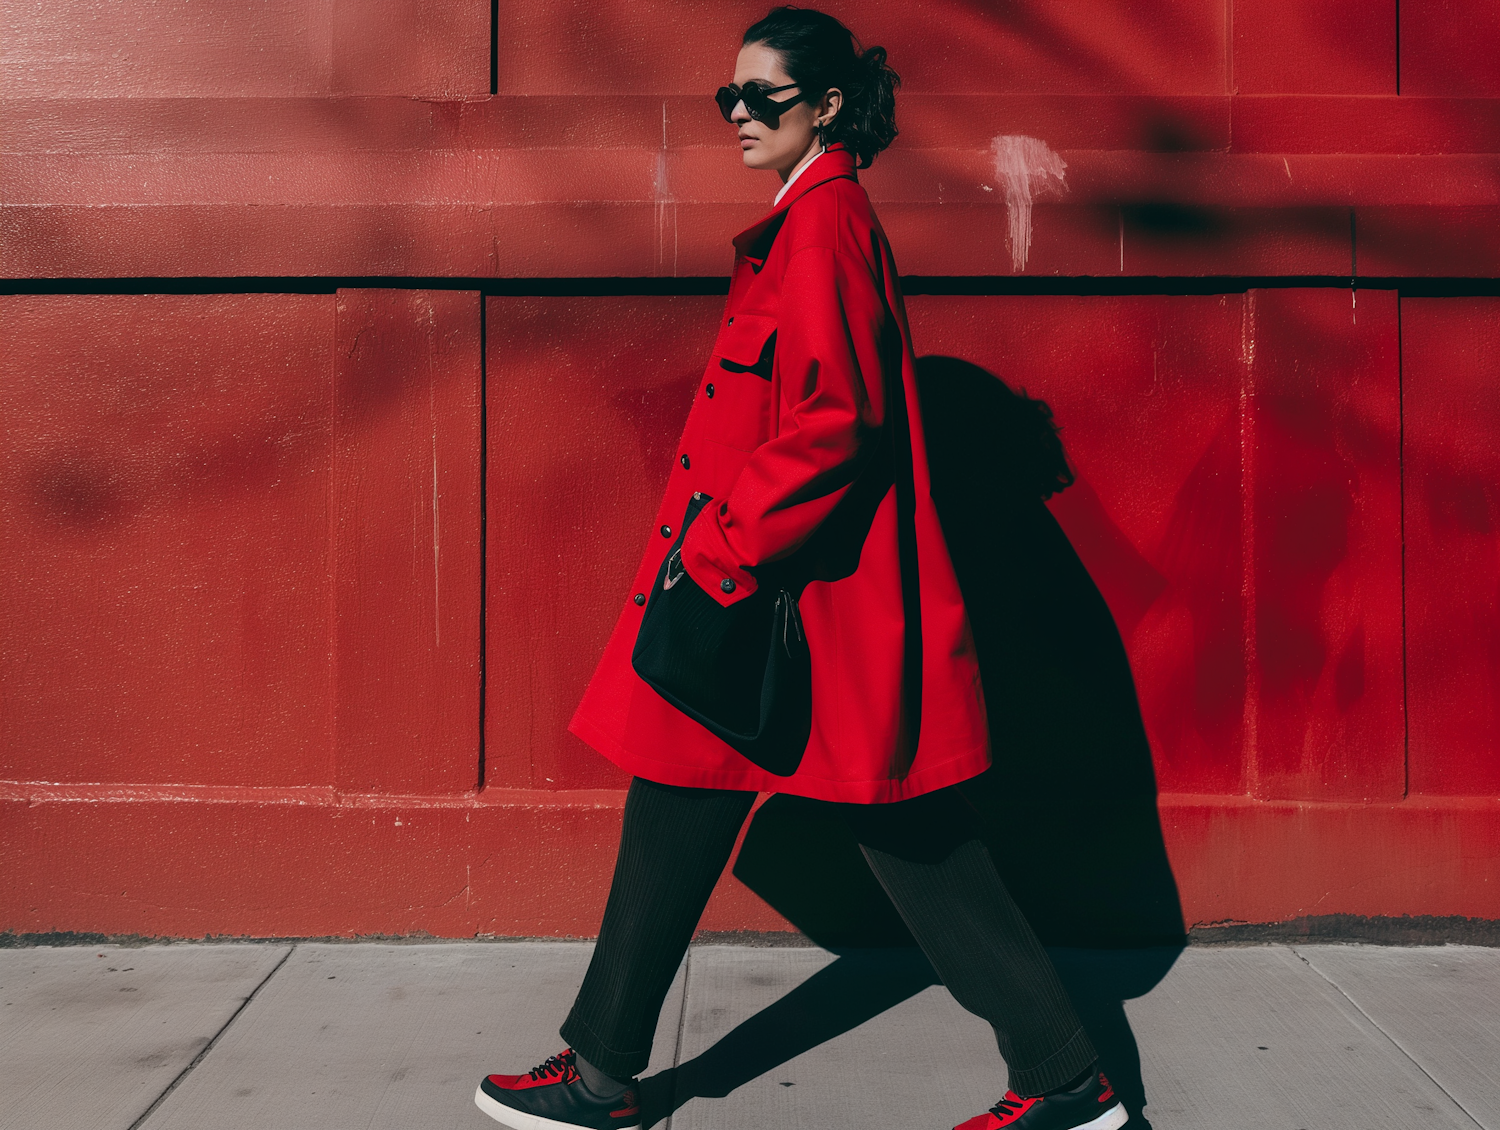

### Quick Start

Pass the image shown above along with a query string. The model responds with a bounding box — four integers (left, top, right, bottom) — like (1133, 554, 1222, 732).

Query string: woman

(475, 9, 1125, 1130)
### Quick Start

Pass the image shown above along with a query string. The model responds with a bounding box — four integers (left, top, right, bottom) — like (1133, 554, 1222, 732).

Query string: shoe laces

(528, 1050, 578, 1083)
(986, 1091, 1040, 1125)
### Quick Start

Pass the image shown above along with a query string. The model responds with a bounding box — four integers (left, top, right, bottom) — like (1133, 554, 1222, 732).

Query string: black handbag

(631, 492, 812, 776)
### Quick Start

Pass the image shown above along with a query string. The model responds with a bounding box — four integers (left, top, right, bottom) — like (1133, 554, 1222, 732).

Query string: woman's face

(731, 41, 841, 179)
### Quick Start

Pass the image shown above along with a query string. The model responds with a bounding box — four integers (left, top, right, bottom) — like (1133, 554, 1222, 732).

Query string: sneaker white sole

(1078, 1101, 1129, 1130)
(473, 1083, 641, 1130)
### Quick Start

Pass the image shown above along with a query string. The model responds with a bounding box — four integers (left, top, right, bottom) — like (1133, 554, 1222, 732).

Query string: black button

(727, 316, 735, 325)
(680, 454, 690, 468)
(660, 525, 672, 538)
(721, 579, 736, 594)
(633, 593, 646, 606)
(705, 383, 715, 398)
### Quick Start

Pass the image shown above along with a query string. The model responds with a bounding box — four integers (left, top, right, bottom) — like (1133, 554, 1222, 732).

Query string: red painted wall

(2, 1, 1498, 938)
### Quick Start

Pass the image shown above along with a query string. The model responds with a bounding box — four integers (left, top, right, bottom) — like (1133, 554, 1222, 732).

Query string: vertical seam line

(478, 294, 489, 790)
(489, 0, 499, 95)
(1397, 293, 1409, 796)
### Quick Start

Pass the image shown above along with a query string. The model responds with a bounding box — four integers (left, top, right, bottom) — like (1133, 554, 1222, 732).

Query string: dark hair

(742, 6, 900, 169)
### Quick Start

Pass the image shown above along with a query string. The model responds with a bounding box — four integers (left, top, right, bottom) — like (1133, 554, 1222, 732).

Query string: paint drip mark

(430, 351, 441, 650)
(420, 300, 441, 652)
(990, 135, 1068, 273)
(655, 100, 678, 276)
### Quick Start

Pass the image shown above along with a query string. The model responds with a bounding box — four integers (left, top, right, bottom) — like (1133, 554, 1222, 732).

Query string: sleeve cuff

(680, 502, 759, 607)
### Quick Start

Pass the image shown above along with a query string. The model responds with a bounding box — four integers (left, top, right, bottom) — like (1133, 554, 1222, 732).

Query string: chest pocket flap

(717, 314, 777, 380)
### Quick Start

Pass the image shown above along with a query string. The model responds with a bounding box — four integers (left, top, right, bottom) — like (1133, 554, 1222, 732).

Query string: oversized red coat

(569, 143, 990, 802)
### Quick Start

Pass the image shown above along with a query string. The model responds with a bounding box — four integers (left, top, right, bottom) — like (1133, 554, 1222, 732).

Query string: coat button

(680, 454, 690, 468)
(660, 525, 672, 538)
(633, 593, 646, 606)
(720, 578, 736, 594)
(727, 316, 735, 325)
(705, 383, 715, 398)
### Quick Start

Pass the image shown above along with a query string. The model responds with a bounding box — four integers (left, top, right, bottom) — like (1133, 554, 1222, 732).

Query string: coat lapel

(732, 144, 858, 265)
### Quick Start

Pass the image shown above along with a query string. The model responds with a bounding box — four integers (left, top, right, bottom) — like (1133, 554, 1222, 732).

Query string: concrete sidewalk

(2, 941, 1496, 1130)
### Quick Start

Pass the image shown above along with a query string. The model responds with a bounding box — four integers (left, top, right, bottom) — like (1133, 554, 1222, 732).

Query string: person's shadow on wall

(639, 356, 1185, 1129)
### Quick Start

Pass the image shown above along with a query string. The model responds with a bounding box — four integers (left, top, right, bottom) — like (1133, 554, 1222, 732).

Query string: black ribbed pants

(559, 777, 1096, 1095)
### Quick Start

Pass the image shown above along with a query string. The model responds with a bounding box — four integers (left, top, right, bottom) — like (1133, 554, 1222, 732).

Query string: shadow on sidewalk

(639, 948, 941, 1126)
(638, 946, 1182, 1129)
(644, 357, 1184, 1128)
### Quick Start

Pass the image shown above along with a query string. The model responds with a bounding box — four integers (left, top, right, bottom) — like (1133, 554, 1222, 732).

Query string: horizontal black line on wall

(4, 914, 1499, 947)
(3, 276, 1499, 298)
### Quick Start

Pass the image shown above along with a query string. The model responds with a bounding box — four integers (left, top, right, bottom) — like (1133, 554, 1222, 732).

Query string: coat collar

(732, 143, 858, 262)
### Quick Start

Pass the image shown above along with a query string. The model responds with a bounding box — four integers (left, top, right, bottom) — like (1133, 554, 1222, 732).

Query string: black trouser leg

(844, 791, 1098, 1096)
(560, 777, 756, 1078)
(563, 777, 1094, 1094)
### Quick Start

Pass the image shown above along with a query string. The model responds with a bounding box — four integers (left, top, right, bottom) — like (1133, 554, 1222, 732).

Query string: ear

(817, 86, 843, 128)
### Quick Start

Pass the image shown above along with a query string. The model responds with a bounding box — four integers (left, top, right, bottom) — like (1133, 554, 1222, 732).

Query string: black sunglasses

(714, 81, 807, 128)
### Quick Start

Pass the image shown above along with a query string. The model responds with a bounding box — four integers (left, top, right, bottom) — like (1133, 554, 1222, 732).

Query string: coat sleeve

(680, 244, 888, 606)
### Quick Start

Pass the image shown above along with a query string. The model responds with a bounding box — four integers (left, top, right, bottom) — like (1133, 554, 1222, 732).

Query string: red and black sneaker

(955, 1071, 1127, 1130)
(473, 1049, 641, 1130)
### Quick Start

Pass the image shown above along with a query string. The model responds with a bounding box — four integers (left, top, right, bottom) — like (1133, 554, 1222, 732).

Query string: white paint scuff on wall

(655, 100, 677, 275)
(990, 135, 1068, 272)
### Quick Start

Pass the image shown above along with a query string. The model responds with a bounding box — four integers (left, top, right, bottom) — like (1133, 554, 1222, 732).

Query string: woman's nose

(730, 101, 751, 124)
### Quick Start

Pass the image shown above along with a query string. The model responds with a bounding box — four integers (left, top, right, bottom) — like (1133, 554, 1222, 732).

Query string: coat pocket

(715, 313, 777, 380)
(706, 313, 777, 451)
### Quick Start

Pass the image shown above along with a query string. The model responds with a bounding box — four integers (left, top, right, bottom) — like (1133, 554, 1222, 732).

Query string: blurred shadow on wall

(656, 355, 1184, 1128)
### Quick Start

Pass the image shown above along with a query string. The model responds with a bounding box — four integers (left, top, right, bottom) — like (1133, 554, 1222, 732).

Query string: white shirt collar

(773, 144, 827, 207)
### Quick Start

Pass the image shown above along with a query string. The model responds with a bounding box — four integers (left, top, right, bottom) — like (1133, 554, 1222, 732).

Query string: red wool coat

(569, 143, 990, 802)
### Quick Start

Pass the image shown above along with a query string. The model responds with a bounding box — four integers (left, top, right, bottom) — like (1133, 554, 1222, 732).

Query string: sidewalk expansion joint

(1290, 946, 1486, 1130)
(126, 944, 297, 1130)
(664, 948, 692, 1130)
